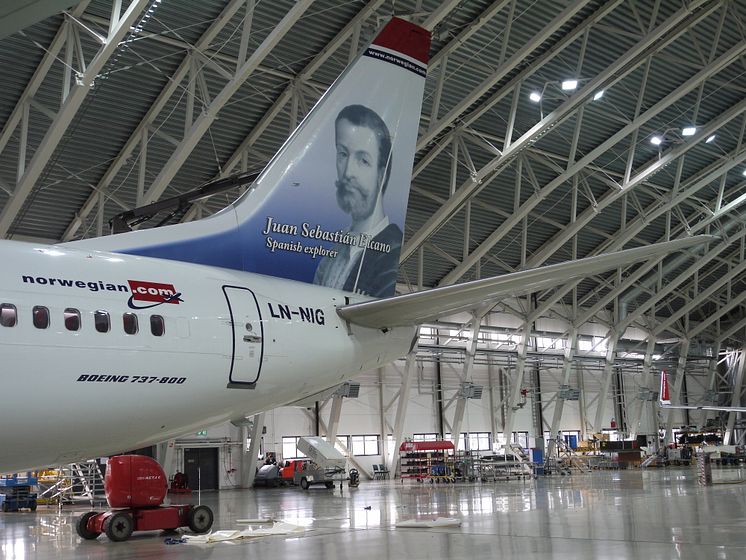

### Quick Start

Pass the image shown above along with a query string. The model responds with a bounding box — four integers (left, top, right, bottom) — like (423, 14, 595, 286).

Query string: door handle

(243, 335, 262, 343)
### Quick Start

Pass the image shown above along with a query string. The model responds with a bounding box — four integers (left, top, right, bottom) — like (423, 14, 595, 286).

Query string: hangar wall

(172, 349, 716, 489)
(164, 299, 724, 489)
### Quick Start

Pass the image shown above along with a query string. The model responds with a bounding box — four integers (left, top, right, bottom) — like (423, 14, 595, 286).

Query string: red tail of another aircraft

(659, 369, 671, 405)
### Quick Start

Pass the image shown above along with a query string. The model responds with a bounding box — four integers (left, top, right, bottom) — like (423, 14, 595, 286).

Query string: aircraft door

(222, 286, 264, 388)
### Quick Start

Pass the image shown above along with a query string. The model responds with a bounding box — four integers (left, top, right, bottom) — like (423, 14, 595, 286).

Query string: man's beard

(336, 178, 376, 221)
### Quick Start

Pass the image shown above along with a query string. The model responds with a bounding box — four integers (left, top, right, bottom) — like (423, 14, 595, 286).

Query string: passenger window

(94, 310, 110, 333)
(150, 315, 165, 337)
(123, 313, 138, 335)
(0, 303, 17, 327)
(64, 308, 81, 331)
(33, 306, 49, 329)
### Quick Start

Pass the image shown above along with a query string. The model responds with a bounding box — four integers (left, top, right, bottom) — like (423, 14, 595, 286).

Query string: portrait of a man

(313, 104, 402, 297)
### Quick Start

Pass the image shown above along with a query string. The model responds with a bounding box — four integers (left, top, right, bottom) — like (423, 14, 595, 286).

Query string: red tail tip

(372, 17, 431, 65)
(661, 370, 670, 402)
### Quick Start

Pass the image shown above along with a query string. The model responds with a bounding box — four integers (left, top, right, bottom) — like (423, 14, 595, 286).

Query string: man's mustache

(336, 178, 366, 197)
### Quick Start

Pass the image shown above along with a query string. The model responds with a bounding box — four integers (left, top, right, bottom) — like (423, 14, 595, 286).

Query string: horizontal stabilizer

(337, 235, 714, 328)
(660, 369, 746, 412)
(660, 404, 746, 412)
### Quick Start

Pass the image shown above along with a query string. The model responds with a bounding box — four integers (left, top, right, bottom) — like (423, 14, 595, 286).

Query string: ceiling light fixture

(561, 79, 578, 91)
(529, 91, 542, 103)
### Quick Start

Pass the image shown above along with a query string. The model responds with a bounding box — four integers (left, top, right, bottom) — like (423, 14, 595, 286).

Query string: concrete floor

(2, 468, 746, 559)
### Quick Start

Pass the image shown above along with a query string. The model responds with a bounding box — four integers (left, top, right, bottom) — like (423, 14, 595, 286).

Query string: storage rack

(399, 440, 455, 482)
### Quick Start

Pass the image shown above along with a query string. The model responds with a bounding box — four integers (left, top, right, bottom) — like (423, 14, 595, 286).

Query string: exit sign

(196, 430, 207, 437)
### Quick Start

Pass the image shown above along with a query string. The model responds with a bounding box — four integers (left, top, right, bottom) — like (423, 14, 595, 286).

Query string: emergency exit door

(222, 286, 264, 388)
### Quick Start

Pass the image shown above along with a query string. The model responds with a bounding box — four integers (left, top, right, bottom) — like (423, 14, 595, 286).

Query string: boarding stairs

(556, 438, 589, 473)
(506, 443, 534, 476)
(640, 452, 665, 469)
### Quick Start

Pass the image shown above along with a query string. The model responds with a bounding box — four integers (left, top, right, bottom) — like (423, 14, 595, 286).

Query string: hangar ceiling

(0, 0, 745, 345)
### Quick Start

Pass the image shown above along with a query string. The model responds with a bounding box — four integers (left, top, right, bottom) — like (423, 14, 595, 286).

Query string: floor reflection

(1, 469, 746, 559)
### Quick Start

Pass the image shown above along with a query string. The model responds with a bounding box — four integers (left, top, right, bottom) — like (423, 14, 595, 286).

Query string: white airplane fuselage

(0, 241, 415, 472)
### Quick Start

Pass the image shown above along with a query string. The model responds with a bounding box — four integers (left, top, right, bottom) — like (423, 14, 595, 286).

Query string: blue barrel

(531, 448, 544, 464)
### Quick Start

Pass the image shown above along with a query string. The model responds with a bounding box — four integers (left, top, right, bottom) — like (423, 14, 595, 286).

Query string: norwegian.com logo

(127, 280, 184, 310)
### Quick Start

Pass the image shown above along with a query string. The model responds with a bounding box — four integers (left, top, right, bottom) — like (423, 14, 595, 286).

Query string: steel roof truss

(215, 0, 387, 181)
(61, 0, 247, 241)
(404, 2, 720, 268)
(0, 0, 150, 239)
(139, 0, 313, 206)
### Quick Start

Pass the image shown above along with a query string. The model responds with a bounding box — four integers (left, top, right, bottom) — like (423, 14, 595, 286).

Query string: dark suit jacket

(314, 223, 402, 297)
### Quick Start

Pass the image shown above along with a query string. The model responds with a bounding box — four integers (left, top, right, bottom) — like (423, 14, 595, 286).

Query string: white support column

(244, 412, 265, 488)
(488, 366, 501, 443)
(327, 395, 344, 444)
(663, 339, 691, 446)
(724, 340, 746, 445)
(378, 368, 388, 464)
(238, 425, 250, 488)
(699, 340, 722, 430)
(546, 327, 578, 458)
(388, 352, 417, 474)
(651, 392, 662, 454)
(450, 314, 483, 448)
(502, 324, 530, 449)
(593, 332, 619, 432)
(156, 439, 176, 480)
(577, 363, 588, 440)
(629, 337, 657, 439)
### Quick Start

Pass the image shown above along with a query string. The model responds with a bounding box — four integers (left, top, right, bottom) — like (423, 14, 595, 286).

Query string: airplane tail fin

(659, 370, 671, 406)
(71, 18, 431, 298)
